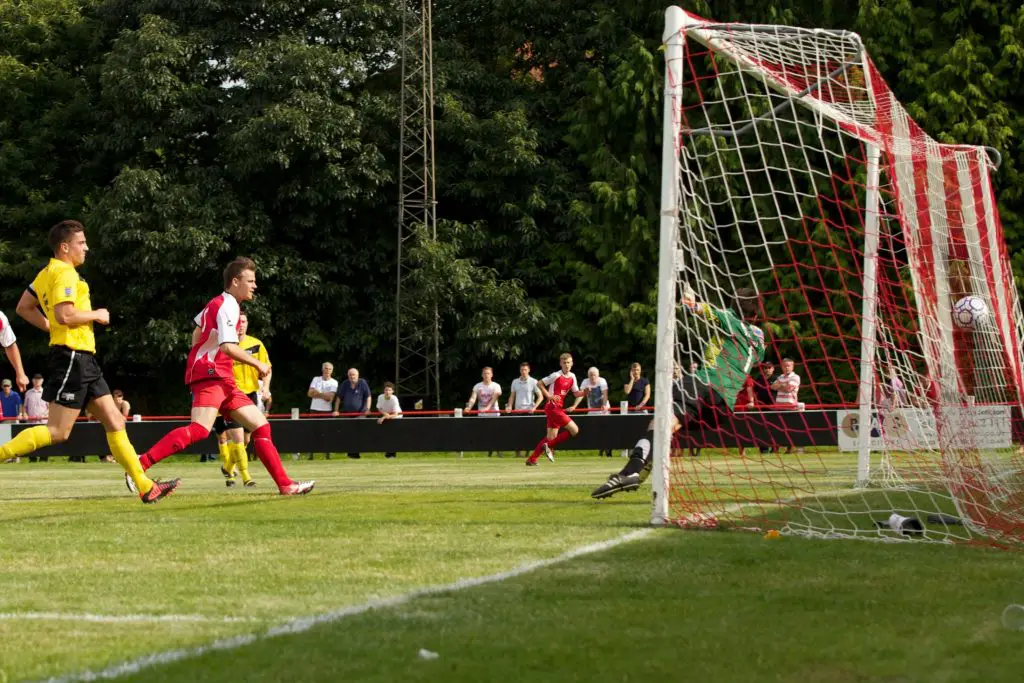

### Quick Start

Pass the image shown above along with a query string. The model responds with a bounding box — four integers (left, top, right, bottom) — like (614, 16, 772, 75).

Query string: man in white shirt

(772, 357, 802, 454)
(466, 366, 502, 456)
(506, 362, 542, 457)
(376, 381, 402, 459)
(581, 366, 611, 456)
(24, 374, 48, 462)
(307, 362, 339, 459)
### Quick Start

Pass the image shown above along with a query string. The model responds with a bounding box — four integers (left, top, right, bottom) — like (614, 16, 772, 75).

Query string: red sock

(251, 424, 293, 488)
(527, 438, 548, 463)
(143, 423, 209, 470)
(549, 430, 572, 450)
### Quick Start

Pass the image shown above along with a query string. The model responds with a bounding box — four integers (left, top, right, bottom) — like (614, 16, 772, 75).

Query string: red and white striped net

(665, 11, 1024, 544)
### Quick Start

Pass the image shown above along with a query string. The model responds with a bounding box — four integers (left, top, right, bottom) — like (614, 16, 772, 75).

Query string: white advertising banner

(836, 405, 1012, 452)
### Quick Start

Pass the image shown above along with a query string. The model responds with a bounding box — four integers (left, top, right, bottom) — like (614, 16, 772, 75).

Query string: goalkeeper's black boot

(591, 473, 641, 500)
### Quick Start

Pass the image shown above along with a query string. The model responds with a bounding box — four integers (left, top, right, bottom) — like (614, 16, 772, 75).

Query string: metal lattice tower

(394, 0, 440, 408)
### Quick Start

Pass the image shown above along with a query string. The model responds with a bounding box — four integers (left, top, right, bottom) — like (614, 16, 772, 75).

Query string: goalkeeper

(591, 287, 765, 499)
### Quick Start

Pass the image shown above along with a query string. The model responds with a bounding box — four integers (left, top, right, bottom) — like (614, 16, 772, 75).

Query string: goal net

(651, 7, 1024, 546)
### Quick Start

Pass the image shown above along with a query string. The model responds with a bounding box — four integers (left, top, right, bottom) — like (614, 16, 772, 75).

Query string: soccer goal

(651, 7, 1024, 545)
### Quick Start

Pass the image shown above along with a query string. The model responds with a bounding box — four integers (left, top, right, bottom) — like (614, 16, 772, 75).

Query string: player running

(591, 286, 765, 498)
(131, 257, 313, 496)
(1, 220, 178, 503)
(525, 352, 585, 466)
(215, 311, 270, 488)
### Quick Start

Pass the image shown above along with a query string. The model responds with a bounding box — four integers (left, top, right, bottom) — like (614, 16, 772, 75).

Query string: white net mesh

(658, 10, 1024, 545)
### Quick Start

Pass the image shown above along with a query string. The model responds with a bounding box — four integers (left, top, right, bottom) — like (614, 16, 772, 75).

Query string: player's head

(383, 381, 395, 398)
(322, 362, 334, 378)
(519, 362, 530, 378)
(237, 311, 249, 337)
(734, 287, 759, 319)
(781, 357, 794, 374)
(481, 366, 493, 382)
(559, 353, 573, 372)
(49, 220, 87, 266)
(224, 256, 257, 301)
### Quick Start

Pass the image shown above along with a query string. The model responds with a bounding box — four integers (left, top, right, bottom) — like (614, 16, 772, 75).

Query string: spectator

(0, 379, 23, 463)
(506, 362, 542, 457)
(581, 366, 611, 457)
(0, 379, 23, 422)
(307, 362, 339, 459)
(112, 389, 131, 418)
(620, 362, 651, 458)
(23, 374, 48, 462)
(466, 367, 502, 457)
(772, 358, 802, 453)
(753, 361, 777, 454)
(376, 381, 402, 459)
(623, 362, 650, 413)
(335, 367, 371, 459)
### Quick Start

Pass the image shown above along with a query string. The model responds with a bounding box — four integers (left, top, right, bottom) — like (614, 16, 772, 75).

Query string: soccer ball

(953, 295, 990, 329)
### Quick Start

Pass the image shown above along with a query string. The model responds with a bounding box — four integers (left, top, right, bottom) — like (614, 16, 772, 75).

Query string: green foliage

(0, 0, 1021, 410)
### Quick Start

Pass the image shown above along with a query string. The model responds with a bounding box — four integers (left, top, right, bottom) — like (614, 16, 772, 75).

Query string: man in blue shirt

(0, 378, 23, 422)
(334, 367, 371, 459)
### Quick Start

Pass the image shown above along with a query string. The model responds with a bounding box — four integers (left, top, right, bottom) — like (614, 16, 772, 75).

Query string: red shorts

(545, 403, 572, 430)
(190, 378, 254, 419)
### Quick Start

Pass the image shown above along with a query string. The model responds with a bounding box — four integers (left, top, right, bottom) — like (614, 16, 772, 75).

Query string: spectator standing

(466, 367, 502, 457)
(307, 362, 339, 459)
(772, 358, 802, 453)
(24, 374, 48, 462)
(621, 363, 651, 457)
(112, 389, 131, 418)
(0, 379, 23, 422)
(581, 367, 611, 457)
(376, 382, 402, 459)
(506, 362, 542, 457)
(335, 367, 371, 459)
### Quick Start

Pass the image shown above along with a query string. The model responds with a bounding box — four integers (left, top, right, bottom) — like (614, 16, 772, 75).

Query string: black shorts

(676, 375, 727, 425)
(213, 391, 259, 434)
(42, 346, 111, 410)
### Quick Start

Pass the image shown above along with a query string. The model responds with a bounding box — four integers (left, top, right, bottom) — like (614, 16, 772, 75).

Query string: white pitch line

(0, 612, 265, 625)
(38, 528, 656, 683)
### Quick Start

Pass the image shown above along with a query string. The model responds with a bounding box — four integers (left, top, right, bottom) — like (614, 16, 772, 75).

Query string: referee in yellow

(1, 220, 179, 503)
(216, 311, 270, 487)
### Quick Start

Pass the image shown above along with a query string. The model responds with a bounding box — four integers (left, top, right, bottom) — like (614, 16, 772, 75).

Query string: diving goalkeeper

(591, 286, 766, 499)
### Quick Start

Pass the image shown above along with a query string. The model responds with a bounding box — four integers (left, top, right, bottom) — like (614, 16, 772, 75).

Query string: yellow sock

(232, 442, 251, 482)
(107, 430, 153, 495)
(218, 440, 233, 476)
(0, 425, 52, 459)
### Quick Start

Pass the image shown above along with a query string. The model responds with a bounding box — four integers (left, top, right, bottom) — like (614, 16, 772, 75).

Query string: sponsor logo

(61, 392, 77, 402)
(64, 287, 72, 296)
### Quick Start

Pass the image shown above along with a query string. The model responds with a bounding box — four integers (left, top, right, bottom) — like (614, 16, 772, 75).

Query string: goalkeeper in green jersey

(591, 286, 765, 499)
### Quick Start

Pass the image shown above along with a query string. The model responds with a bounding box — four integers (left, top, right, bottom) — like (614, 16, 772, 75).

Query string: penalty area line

(0, 612, 266, 625)
(38, 528, 655, 683)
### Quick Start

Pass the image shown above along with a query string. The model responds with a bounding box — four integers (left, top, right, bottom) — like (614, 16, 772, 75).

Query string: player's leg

(226, 426, 252, 486)
(88, 390, 179, 502)
(526, 423, 560, 466)
(140, 406, 219, 470)
(547, 420, 578, 452)
(229, 402, 313, 495)
(214, 419, 236, 485)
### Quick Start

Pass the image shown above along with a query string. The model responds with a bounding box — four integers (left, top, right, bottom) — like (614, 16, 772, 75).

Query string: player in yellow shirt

(215, 311, 271, 487)
(1, 220, 179, 503)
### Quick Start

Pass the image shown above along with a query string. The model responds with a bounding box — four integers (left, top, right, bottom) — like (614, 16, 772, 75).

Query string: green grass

(1, 455, 1023, 682)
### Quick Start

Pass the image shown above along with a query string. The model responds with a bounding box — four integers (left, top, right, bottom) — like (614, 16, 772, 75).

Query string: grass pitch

(1, 454, 1023, 682)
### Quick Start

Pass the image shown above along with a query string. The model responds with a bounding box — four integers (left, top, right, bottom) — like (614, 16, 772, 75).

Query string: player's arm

(16, 290, 49, 333)
(191, 325, 203, 347)
(54, 302, 108, 327)
(745, 383, 755, 408)
(259, 347, 272, 396)
(220, 342, 270, 378)
(0, 320, 28, 392)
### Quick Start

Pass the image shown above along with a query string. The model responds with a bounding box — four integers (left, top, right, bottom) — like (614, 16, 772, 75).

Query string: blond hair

(559, 352, 572, 362)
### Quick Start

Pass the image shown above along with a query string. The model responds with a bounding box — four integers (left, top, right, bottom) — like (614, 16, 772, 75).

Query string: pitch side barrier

(0, 406, 860, 457)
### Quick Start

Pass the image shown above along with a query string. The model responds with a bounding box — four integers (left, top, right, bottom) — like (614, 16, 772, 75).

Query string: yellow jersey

(233, 334, 268, 393)
(29, 258, 96, 353)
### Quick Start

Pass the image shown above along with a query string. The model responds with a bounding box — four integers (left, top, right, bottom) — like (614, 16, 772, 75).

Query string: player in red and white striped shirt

(133, 257, 313, 495)
(526, 352, 585, 466)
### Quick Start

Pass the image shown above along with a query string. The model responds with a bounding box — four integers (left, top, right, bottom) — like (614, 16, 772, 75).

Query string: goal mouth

(651, 7, 1024, 547)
